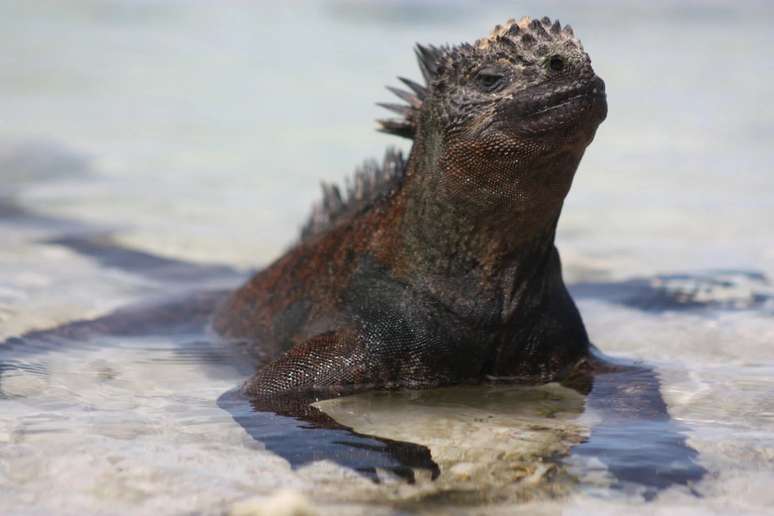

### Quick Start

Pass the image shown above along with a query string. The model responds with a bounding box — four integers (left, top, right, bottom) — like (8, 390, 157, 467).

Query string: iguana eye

(475, 69, 506, 92)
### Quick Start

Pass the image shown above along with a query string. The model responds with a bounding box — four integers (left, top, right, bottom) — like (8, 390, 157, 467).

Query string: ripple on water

(0, 330, 590, 514)
(1, 1, 773, 514)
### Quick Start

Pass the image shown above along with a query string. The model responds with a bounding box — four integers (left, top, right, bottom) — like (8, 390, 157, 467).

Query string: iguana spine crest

(301, 147, 406, 240)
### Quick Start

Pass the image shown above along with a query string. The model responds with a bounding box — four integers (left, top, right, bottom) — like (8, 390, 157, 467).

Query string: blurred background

(2, 0, 772, 272)
(2, 2, 774, 515)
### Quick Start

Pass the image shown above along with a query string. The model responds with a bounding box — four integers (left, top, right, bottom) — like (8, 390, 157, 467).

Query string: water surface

(1, 1, 773, 514)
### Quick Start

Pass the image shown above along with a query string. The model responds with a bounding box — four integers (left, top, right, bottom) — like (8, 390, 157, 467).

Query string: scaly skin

(213, 16, 608, 397)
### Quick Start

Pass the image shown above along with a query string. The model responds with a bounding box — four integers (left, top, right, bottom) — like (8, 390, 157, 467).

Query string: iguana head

(379, 16, 606, 221)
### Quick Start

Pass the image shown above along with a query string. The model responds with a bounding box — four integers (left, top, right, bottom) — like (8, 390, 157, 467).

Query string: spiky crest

(375, 44, 442, 139)
(474, 16, 579, 50)
(300, 148, 406, 240)
(376, 16, 581, 140)
(303, 16, 584, 240)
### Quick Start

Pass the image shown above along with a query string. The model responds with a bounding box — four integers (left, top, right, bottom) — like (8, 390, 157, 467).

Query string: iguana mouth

(524, 76, 607, 118)
(502, 76, 607, 137)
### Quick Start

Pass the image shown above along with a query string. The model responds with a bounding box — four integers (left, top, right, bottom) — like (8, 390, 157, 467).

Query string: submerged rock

(313, 383, 588, 509)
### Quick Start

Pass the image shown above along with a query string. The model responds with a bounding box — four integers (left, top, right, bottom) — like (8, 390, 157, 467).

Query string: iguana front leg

(242, 323, 480, 397)
(243, 329, 372, 397)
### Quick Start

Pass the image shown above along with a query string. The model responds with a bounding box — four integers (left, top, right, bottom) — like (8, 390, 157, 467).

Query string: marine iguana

(213, 16, 608, 397)
(0, 18, 707, 491)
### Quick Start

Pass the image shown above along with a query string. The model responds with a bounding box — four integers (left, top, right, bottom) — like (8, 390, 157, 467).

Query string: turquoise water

(1, 1, 773, 514)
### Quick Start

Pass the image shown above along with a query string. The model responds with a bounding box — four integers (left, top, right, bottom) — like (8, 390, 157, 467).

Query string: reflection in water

(218, 389, 439, 483)
(568, 361, 706, 499)
(217, 363, 706, 504)
(47, 234, 246, 285)
(571, 271, 773, 313)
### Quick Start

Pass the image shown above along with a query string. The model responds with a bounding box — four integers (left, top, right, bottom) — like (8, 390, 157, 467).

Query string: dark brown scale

(520, 33, 536, 47)
(531, 21, 551, 40)
(535, 44, 550, 57)
(213, 17, 608, 398)
(497, 36, 517, 48)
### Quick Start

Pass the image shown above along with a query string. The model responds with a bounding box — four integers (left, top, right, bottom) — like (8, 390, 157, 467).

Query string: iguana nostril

(549, 55, 565, 72)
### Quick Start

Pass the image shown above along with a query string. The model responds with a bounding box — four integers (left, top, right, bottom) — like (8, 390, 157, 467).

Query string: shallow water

(1, 1, 773, 514)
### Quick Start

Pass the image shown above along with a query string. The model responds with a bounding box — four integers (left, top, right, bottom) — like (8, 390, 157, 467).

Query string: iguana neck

(372, 134, 578, 325)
